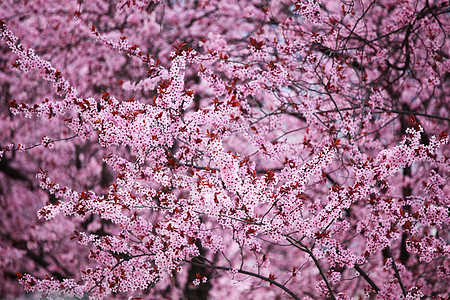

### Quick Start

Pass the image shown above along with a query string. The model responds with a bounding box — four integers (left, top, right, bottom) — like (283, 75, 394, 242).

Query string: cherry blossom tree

(0, 0, 449, 299)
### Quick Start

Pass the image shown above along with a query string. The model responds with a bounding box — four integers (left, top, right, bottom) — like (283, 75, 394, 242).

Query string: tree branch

(285, 236, 335, 300)
(374, 107, 450, 122)
(385, 247, 407, 296)
(186, 260, 300, 300)
(354, 264, 380, 293)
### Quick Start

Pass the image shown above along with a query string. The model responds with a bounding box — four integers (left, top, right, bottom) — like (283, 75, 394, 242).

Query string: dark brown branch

(307, 248, 336, 300)
(300, 106, 450, 122)
(187, 260, 300, 300)
(385, 247, 407, 296)
(354, 264, 380, 293)
(0, 158, 30, 183)
(374, 108, 450, 122)
(285, 236, 335, 300)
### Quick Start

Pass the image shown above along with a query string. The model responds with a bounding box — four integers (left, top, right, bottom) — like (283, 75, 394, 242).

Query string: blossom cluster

(0, 0, 448, 299)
